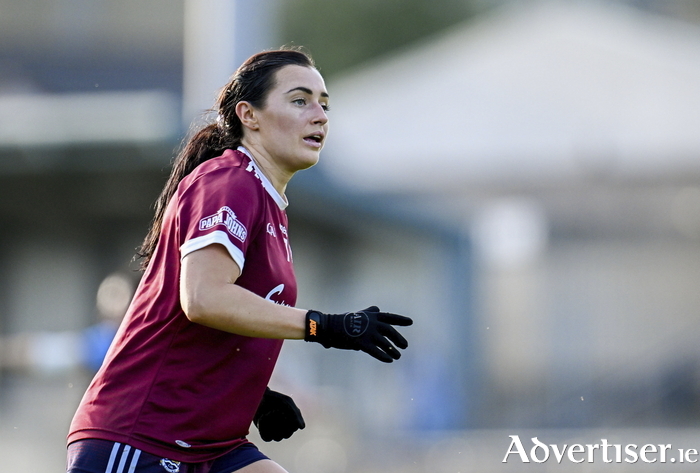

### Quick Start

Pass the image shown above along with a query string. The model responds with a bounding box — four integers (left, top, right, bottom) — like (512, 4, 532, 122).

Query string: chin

(296, 152, 321, 171)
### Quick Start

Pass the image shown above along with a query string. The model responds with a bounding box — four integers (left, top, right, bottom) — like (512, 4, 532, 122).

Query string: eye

(292, 98, 306, 106)
(321, 103, 331, 112)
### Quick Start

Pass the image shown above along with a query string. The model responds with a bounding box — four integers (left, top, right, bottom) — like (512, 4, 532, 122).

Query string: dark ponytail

(137, 47, 315, 269)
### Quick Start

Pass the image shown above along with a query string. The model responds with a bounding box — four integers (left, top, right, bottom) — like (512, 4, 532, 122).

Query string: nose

(311, 103, 328, 125)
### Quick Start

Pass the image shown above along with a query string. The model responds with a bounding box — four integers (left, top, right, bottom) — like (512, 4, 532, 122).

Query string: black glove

(304, 306, 413, 363)
(253, 388, 305, 442)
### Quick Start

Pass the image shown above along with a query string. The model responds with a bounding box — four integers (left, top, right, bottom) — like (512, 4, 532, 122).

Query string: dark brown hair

(137, 48, 315, 269)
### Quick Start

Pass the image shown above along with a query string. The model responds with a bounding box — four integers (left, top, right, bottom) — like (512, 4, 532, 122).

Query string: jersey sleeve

(177, 166, 262, 271)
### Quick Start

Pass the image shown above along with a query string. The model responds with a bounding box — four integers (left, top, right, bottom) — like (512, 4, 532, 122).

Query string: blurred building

(2, 1, 700, 472)
(322, 0, 700, 430)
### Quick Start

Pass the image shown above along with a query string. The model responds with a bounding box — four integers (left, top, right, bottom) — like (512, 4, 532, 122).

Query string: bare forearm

(182, 281, 306, 339)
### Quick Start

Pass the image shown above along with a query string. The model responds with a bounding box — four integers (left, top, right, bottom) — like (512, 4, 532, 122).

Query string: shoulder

(187, 149, 252, 183)
(179, 149, 262, 195)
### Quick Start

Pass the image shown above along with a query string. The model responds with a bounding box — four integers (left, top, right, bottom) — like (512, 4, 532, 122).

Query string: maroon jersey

(68, 148, 297, 462)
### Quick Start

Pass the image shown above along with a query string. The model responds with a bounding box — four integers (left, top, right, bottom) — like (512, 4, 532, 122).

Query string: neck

(239, 140, 293, 196)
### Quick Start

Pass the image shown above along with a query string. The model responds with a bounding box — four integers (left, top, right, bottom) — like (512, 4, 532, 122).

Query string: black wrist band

(305, 310, 323, 342)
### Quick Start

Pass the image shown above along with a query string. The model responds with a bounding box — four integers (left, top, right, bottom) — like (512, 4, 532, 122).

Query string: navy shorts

(66, 439, 269, 473)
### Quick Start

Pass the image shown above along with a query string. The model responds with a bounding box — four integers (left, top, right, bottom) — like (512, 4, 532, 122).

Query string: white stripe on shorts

(102, 441, 141, 473)
(127, 449, 141, 473)
(105, 442, 121, 473)
(116, 445, 131, 473)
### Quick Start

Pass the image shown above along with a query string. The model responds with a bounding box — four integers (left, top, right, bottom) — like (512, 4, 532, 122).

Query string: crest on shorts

(160, 458, 181, 473)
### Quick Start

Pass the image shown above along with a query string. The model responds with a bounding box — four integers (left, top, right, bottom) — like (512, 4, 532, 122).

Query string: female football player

(67, 48, 412, 473)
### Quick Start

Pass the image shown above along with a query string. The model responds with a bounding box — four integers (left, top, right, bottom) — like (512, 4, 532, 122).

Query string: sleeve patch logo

(199, 206, 247, 242)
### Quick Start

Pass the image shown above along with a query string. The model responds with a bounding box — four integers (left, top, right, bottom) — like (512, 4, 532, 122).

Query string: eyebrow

(285, 86, 330, 98)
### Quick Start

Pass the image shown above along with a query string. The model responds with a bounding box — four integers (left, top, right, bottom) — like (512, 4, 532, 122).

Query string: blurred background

(2, 0, 700, 471)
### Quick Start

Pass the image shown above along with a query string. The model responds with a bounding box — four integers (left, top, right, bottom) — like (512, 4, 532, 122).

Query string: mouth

(303, 133, 324, 148)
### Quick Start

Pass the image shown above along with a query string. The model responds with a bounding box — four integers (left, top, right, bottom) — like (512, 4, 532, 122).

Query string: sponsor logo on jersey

(199, 206, 247, 242)
(266, 222, 277, 237)
(265, 284, 284, 300)
(160, 458, 181, 473)
(265, 283, 291, 307)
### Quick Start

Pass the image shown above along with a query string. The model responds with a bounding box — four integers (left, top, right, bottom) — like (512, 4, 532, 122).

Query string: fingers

(373, 334, 403, 360)
(377, 323, 409, 350)
(361, 307, 412, 326)
(360, 342, 396, 363)
(360, 333, 404, 363)
(288, 402, 306, 430)
(359, 309, 411, 362)
(376, 312, 413, 326)
(260, 421, 293, 442)
(258, 410, 305, 441)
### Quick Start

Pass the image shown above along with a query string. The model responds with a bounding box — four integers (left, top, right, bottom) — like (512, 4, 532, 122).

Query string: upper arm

(176, 160, 262, 321)
(180, 244, 241, 320)
(177, 163, 261, 278)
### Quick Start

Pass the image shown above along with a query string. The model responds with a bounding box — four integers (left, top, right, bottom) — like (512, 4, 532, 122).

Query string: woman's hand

(253, 388, 305, 442)
(304, 306, 413, 362)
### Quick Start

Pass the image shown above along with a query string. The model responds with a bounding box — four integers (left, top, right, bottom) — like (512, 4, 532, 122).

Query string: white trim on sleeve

(180, 230, 245, 271)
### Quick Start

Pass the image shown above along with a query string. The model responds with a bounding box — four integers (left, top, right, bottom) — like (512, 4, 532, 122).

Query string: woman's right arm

(180, 243, 307, 339)
(181, 243, 413, 362)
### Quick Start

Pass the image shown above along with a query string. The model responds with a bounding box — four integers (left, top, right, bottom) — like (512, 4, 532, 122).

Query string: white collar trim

(237, 146, 288, 210)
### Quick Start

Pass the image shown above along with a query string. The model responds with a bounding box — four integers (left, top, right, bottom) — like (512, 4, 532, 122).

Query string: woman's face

(251, 65, 329, 173)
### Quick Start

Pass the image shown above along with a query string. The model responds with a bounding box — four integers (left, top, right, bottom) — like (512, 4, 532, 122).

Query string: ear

(235, 101, 259, 131)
